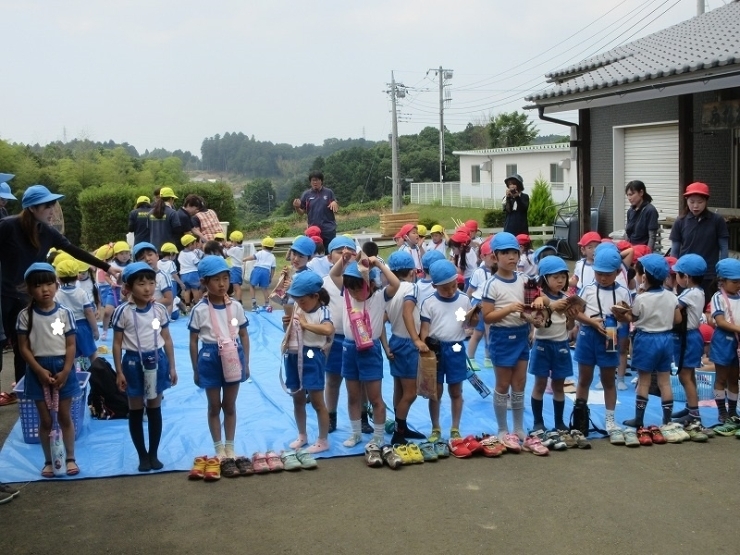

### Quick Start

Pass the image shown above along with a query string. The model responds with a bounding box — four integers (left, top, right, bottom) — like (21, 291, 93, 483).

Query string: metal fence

(411, 181, 572, 208)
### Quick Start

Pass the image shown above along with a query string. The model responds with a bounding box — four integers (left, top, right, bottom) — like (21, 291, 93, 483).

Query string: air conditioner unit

(558, 158, 571, 169)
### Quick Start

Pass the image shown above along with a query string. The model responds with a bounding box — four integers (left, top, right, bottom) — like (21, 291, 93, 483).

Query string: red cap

(480, 237, 493, 255)
(455, 225, 470, 235)
(465, 219, 479, 232)
(456, 273, 465, 285)
(684, 182, 710, 197)
(578, 231, 601, 246)
(305, 225, 322, 238)
(699, 323, 714, 343)
(309, 235, 323, 245)
(617, 240, 632, 251)
(600, 238, 613, 244)
(632, 244, 651, 260)
(665, 256, 678, 275)
(398, 223, 416, 237)
(450, 231, 471, 244)
(516, 234, 531, 246)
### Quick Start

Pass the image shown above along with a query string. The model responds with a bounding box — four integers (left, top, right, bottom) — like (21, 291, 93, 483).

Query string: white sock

(494, 392, 509, 434)
(214, 441, 225, 458)
(372, 422, 385, 445)
(224, 441, 235, 458)
(605, 409, 616, 430)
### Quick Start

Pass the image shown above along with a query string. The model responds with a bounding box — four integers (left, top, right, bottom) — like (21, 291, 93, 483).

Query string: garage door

(623, 124, 679, 251)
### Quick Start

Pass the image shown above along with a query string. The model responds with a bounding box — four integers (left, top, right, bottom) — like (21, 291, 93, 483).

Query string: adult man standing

(502, 174, 529, 236)
(127, 195, 152, 245)
(292, 171, 338, 250)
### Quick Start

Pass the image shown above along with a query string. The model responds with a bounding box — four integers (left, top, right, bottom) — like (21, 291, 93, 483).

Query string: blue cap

(121, 262, 154, 283)
(716, 258, 740, 280)
(343, 261, 364, 279)
(421, 250, 445, 271)
(429, 260, 458, 285)
(198, 255, 229, 278)
(538, 256, 568, 276)
(0, 173, 14, 183)
(595, 242, 618, 255)
(287, 270, 323, 297)
(327, 236, 356, 253)
(132, 242, 157, 260)
(291, 236, 316, 257)
(673, 254, 707, 277)
(592, 248, 622, 273)
(491, 232, 519, 252)
(0, 182, 16, 200)
(533, 245, 556, 264)
(21, 185, 64, 209)
(639, 253, 669, 281)
(388, 251, 415, 271)
(24, 262, 56, 280)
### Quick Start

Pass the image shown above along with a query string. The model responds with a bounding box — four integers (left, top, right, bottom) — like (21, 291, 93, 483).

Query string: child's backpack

(88, 358, 129, 419)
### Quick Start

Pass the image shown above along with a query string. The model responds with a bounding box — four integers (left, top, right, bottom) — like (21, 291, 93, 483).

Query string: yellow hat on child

(181, 234, 197, 247)
(417, 224, 428, 236)
(214, 232, 226, 240)
(55, 259, 80, 278)
(76, 261, 90, 273)
(96, 244, 114, 260)
(430, 224, 444, 234)
(51, 252, 73, 268)
(161, 242, 178, 254)
(113, 241, 130, 254)
(229, 231, 244, 243)
(262, 236, 276, 248)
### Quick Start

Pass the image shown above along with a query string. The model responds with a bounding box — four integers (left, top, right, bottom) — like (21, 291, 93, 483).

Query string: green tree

(487, 111, 538, 148)
(527, 175, 557, 227)
(239, 178, 276, 218)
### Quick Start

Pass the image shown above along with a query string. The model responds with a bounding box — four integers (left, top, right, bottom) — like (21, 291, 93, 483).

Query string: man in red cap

(670, 182, 728, 305)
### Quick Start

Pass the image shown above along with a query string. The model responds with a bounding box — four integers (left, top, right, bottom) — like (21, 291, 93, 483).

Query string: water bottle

(604, 314, 617, 352)
(466, 369, 491, 398)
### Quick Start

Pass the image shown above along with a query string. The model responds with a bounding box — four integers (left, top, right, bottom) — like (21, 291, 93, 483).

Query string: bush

(58, 181, 83, 246)
(528, 175, 557, 227)
(483, 210, 505, 228)
(270, 222, 291, 238)
(419, 217, 438, 229)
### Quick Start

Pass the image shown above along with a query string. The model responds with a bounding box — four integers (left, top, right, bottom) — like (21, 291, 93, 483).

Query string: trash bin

(551, 211, 580, 260)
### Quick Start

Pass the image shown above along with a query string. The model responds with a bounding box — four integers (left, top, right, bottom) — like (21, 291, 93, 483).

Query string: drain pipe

(537, 106, 590, 235)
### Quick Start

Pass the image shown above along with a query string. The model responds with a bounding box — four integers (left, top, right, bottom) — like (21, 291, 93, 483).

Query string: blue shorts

(528, 339, 573, 379)
(197, 342, 247, 389)
(326, 334, 344, 375)
(631, 330, 673, 373)
(97, 284, 111, 306)
(104, 286, 122, 308)
(673, 329, 703, 370)
(75, 319, 97, 358)
(573, 325, 619, 368)
(229, 266, 243, 286)
(618, 321, 629, 339)
(23, 356, 81, 401)
(181, 271, 200, 291)
(250, 267, 271, 288)
(341, 338, 383, 382)
(388, 335, 419, 380)
(285, 346, 326, 391)
(710, 329, 738, 366)
(472, 299, 485, 333)
(122, 349, 171, 397)
(488, 324, 530, 367)
(437, 341, 467, 385)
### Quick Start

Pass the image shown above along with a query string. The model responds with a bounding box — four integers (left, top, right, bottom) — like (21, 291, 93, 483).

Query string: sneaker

(343, 433, 362, 447)
(608, 428, 625, 445)
(478, 434, 506, 457)
(617, 380, 629, 391)
(295, 449, 318, 469)
(557, 429, 577, 449)
(636, 427, 653, 446)
(501, 433, 522, 453)
(530, 422, 546, 435)
(545, 430, 567, 451)
(220, 457, 240, 478)
(406, 443, 425, 463)
(569, 429, 591, 449)
(648, 425, 667, 444)
(450, 428, 462, 440)
(203, 457, 221, 481)
(659, 424, 683, 443)
(364, 442, 383, 468)
(623, 428, 640, 447)
(428, 429, 442, 443)
(393, 444, 414, 465)
(665, 422, 691, 442)
(448, 438, 473, 458)
(522, 436, 549, 456)
(714, 416, 740, 437)
(684, 422, 708, 442)
(0, 483, 20, 499)
(381, 444, 403, 469)
(188, 455, 208, 480)
(531, 429, 554, 449)
(279, 451, 302, 471)
(418, 441, 439, 461)
(461, 435, 483, 455)
(433, 441, 450, 458)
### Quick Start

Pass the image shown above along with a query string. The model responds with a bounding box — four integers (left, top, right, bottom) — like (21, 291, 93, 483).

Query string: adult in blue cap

(0, 184, 119, 392)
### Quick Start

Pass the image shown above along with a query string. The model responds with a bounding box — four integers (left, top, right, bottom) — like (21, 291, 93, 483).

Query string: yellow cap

(96, 244, 114, 260)
(55, 259, 80, 278)
(342, 233, 354, 239)
(430, 224, 444, 234)
(214, 232, 226, 240)
(113, 241, 130, 254)
(181, 234, 197, 247)
(229, 231, 244, 243)
(160, 242, 178, 254)
(51, 252, 74, 268)
(136, 196, 150, 205)
(262, 236, 276, 248)
(417, 224, 428, 236)
(159, 187, 177, 199)
(76, 261, 90, 274)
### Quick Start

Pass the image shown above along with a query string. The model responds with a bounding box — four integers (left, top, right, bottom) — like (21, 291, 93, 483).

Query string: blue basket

(670, 370, 714, 404)
(13, 372, 90, 444)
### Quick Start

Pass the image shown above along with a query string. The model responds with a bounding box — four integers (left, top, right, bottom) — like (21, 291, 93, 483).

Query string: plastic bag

(417, 351, 438, 401)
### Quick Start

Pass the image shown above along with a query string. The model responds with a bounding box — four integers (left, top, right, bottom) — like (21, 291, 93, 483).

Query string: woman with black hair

(625, 180, 659, 250)
(148, 187, 182, 250)
(502, 174, 529, 236)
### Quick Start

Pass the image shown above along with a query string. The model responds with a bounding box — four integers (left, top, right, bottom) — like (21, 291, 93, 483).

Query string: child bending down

(283, 271, 334, 453)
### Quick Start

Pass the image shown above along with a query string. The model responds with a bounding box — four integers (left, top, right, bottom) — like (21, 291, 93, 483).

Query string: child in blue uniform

(55, 259, 99, 367)
(112, 262, 178, 472)
(17, 263, 81, 477)
(133, 242, 174, 314)
(420, 260, 472, 442)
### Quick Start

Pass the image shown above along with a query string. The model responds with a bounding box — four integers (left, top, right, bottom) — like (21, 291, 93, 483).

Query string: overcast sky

(1, 0, 714, 157)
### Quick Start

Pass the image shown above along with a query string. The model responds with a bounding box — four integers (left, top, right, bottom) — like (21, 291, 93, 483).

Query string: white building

(410, 143, 574, 208)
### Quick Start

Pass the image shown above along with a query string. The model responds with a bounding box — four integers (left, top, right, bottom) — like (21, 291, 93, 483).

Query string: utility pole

(386, 72, 406, 213)
(429, 66, 453, 182)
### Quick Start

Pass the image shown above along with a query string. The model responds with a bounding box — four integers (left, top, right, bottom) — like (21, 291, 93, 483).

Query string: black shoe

(328, 412, 337, 434)
(390, 432, 408, 445)
(671, 407, 689, 419)
(149, 455, 163, 471)
(622, 418, 642, 428)
(360, 411, 373, 434)
(138, 457, 152, 472)
(402, 427, 427, 440)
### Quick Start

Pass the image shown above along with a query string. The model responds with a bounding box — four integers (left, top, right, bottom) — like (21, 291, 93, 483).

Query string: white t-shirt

(463, 249, 478, 279)
(16, 303, 76, 357)
(292, 305, 332, 348)
(423, 240, 447, 256)
(398, 243, 423, 272)
(111, 301, 170, 352)
(535, 291, 569, 342)
(342, 288, 389, 341)
(307, 256, 332, 278)
(632, 288, 678, 333)
(415, 279, 436, 306)
(481, 273, 526, 328)
(188, 297, 249, 344)
(56, 284, 95, 321)
(78, 275, 95, 302)
(322, 275, 345, 336)
(158, 259, 178, 280)
(580, 282, 632, 319)
(254, 249, 277, 271)
(178, 249, 202, 274)
(154, 270, 173, 303)
(385, 281, 418, 339)
(468, 265, 491, 301)
(420, 291, 471, 342)
(677, 287, 704, 331)
(518, 251, 537, 278)
(711, 290, 740, 325)
(226, 245, 243, 269)
(573, 259, 595, 294)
